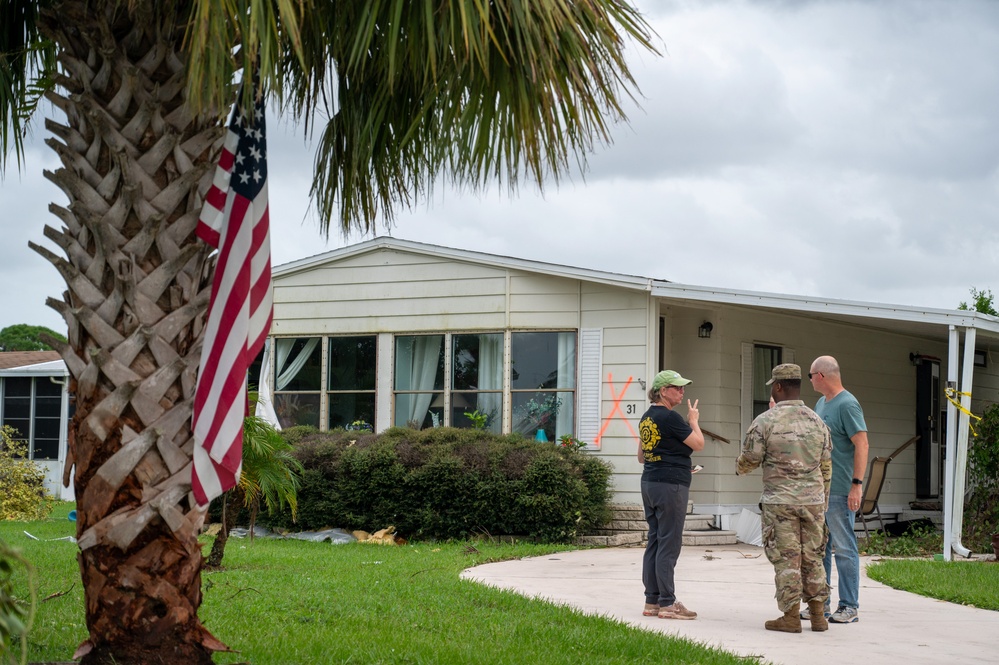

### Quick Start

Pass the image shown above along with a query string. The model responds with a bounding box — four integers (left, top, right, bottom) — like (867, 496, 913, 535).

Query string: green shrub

(861, 522, 942, 557)
(964, 404, 999, 553)
(1, 538, 34, 661)
(262, 427, 613, 543)
(0, 425, 53, 521)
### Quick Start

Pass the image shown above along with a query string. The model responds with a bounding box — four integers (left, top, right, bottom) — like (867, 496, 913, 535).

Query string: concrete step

(595, 513, 713, 530)
(584, 529, 738, 547)
(684, 515, 714, 530)
(682, 529, 738, 546)
(593, 502, 719, 546)
(600, 516, 712, 530)
(579, 532, 644, 547)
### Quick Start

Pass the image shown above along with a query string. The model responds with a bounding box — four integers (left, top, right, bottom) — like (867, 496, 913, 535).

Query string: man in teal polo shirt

(807, 355, 868, 624)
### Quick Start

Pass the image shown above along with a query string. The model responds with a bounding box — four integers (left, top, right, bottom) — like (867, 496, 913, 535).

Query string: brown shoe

(643, 603, 659, 616)
(807, 601, 829, 632)
(765, 610, 802, 633)
(658, 601, 697, 620)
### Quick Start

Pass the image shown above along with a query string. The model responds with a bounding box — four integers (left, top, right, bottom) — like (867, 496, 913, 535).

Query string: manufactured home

(0, 350, 75, 501)
(263, 237, 999, 530)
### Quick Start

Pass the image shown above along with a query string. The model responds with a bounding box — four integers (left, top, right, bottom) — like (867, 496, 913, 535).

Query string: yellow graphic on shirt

(640, 417, 661, 462)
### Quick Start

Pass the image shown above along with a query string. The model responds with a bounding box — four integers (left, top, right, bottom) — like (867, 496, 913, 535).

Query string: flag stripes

(192, 91, 273, 506)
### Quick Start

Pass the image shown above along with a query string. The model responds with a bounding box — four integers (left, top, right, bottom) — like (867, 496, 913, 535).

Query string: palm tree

(1, 1, 656, 662)
(205, 414, 303, 568)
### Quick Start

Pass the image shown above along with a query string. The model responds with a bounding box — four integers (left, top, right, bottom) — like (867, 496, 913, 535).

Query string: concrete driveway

(461, 544, 998, 665)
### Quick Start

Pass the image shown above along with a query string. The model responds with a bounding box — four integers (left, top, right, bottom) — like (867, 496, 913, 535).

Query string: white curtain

(255, 338, 282, 430)
(555, 332, 576, 438)
(399, 336, 442, 426)
(275, 337, 320, 391)
(477, 334, 503, 432)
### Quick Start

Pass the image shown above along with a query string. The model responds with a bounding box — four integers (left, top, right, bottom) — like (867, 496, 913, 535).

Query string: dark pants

(642, 480, 689, 607)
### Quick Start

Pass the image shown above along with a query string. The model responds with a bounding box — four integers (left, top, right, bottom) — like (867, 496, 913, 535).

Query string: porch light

(698, 321, 713, 339)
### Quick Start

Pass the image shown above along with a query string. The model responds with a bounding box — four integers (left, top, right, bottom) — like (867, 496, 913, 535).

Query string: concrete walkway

(461, 544, 998, 665)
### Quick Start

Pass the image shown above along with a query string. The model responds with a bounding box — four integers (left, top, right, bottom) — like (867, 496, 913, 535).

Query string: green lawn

(4, 503, 757, 665)
(866, 557, 999, 611)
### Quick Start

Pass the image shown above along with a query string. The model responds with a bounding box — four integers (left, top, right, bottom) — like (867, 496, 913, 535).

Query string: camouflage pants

(761, 503, 829, 613)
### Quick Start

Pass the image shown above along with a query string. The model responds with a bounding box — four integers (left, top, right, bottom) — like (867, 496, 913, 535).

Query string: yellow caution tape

(944, 387, 982, 437)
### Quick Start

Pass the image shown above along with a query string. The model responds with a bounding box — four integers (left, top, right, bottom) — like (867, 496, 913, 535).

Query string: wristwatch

(852, 478, 863, 485)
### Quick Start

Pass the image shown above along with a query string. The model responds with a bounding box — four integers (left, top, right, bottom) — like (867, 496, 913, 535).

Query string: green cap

(766, 363, 801, 385)
(651, 370, 693, 391)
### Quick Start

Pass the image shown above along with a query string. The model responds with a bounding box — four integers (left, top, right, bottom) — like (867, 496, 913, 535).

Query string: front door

(915, 358, 941, 498)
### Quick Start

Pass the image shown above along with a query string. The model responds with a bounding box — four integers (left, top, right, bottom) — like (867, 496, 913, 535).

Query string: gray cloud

(2, 0, 998, 334)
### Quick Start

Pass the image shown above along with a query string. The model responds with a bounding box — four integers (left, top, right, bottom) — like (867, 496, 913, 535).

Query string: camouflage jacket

(736, 400, 832, 506)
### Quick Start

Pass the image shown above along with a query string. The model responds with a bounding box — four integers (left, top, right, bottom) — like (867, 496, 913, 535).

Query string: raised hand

(687, 398, 699, 423)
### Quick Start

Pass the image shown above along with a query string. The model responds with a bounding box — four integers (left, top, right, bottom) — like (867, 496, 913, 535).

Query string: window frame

(391, 330, 578, 437)
(271, 336, 324, 429)
(326, 335, 378, 430)
(0, 374, 68, 461)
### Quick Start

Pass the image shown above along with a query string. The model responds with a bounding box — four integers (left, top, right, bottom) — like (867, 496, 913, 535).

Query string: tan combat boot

(808, 600, 829, 632)
(765, 608, 802, 633)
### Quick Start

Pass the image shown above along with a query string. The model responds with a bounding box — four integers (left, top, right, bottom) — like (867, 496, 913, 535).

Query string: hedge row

(263, 426, 613, 543)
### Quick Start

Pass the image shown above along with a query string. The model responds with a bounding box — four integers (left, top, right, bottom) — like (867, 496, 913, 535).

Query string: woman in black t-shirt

(638, 370, 704, 620)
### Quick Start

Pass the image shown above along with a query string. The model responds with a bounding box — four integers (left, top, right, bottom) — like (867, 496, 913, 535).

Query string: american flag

(192, 90, 273, 506)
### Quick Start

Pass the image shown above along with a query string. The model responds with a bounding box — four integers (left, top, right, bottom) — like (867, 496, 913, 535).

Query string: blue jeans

(824, 494, 860, 610)
(641, 480, 689, 607)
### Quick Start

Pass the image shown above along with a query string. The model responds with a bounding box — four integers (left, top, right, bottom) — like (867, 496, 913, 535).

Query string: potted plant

(514, 393, 562, 441)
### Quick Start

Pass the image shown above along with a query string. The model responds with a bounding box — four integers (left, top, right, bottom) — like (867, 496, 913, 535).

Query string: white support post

(942, 326, 958, 562)
(951, 327, 976, 559)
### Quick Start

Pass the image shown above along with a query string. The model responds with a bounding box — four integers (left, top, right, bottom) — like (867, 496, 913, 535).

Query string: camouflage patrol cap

(765, 363, 801, 385)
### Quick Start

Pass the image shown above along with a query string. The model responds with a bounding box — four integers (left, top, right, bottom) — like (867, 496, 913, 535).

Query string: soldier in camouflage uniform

(736, 363, 833, 633)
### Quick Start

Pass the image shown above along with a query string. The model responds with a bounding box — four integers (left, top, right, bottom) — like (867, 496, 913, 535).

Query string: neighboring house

(267, 237, 999, 528)
(0, 351, 75, 500)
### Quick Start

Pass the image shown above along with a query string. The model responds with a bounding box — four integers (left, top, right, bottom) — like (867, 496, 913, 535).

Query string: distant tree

(0, 324, 67, 352)
(957, 287, 999, 317)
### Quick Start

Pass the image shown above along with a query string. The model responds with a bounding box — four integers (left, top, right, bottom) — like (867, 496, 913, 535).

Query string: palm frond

(239, 415, 304, 520)
(295, 0, 659, 235)
(0, 0, 57, 174)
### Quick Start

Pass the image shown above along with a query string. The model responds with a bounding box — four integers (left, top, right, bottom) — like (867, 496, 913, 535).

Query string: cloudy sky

(2, 0, 998, 335)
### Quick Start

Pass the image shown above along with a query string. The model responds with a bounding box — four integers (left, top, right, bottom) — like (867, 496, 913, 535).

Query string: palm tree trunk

(205, 493, 232, 569)
(34, 2, 227, 662)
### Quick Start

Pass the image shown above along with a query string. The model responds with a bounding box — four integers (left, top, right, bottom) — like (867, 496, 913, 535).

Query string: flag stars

(225, 101, 268, 199)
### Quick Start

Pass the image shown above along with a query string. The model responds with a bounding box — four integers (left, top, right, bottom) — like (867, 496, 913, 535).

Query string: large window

(451, 333, 503, 433)
(393, 331, 576, 439)
(270, 336, 379, 430)
(511, 332, 576, 442)
(1, 376, 63, 460)
(394, 335, 445, 429)
(753, 344, 782, 418)
(273, 337, 322, 428)
(327, 336, 377, 429)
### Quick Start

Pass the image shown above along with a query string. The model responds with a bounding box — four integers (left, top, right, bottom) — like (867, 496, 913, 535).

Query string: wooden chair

(857, 435, 920, 538)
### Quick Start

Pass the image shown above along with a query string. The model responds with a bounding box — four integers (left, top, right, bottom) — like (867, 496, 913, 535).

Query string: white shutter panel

(577, 329, 603, 448)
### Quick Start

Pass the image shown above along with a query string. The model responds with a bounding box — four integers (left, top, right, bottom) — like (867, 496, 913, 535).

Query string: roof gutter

(651, 282, 999, 335)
